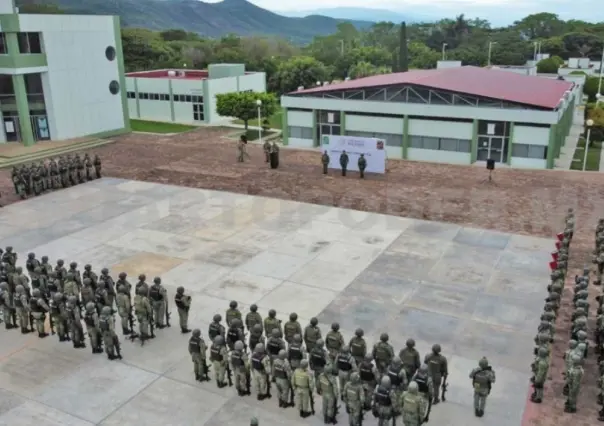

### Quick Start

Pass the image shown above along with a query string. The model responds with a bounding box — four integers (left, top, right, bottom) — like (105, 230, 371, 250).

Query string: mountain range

(23, 0, 375, 44)
(280, 7, 416, 24)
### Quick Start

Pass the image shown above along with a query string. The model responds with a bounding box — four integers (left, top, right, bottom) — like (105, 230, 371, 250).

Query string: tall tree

(399, 22, 409, 72)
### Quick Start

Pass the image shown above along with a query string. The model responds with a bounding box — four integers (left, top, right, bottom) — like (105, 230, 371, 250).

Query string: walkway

(555, 110, 584, 169)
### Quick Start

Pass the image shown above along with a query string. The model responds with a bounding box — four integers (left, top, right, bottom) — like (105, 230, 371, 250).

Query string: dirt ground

(2, 127, 603, 425)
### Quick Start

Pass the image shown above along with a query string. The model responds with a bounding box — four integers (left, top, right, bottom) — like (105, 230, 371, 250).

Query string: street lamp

(441, 43, 447, 61)
(583, 118, 594, 171)
(256, 99, 262, 144)
(487, 42, 497, 66)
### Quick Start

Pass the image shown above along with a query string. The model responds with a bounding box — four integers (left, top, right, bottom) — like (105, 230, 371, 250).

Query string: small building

(281, 66, 578, 169)
(125, 64, 266, 125)
(0, 0, 129, 145)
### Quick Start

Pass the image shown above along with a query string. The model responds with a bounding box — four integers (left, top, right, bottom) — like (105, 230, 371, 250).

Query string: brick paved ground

(1, 127, 603, 425)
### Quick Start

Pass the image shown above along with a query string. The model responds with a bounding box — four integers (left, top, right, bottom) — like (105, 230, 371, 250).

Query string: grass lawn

(243, 129, 276, 141)
(571, 138, 602, 171)
(234, 107, 283, 129)
(130, 119, 197, 134)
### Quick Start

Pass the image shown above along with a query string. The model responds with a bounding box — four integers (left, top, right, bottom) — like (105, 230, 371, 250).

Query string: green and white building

(281, 66, 580, 169)
(125, 64, 266, 124)
(0, 0, 129, 145)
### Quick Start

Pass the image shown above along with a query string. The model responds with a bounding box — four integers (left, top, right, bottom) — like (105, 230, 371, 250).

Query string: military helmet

(392, 356, 401, 365)
(16, 266, 22, 273)
(538, 347, 548, 357)
(278, 349, 287, 359)
(350, 372, 360, 383)
(255, 343, 265, 353)
(119, 272, 127, 279)
(28, 252, 35, 259)
(101, 268, 109, 275)
(102, 306, 112, 315)
(192, 329, 201, 337)
(86, 302, 95, 311)
(41, 255, 48, 262)
(572, 354, 582, 365)
(331, 322, 340, 331)
(83, 278, 91, 285)
(214, 335, 225, 345)
(316, 338, 324, 347)
(138, 274, 146, 281)
(419, 363, 428, 374)
(32, 289, 41, 298)
(271, 328, 280, 338)
(234, 341, 244, 351)
(577, 330, 587, 339)
(289, 312, 298, 321)
(300, 359, 309, 369)
(253, 324, 262, 333)
(250, 417, 259, 426)
(230, 300, 238, 309)
(569, 339, 578, 348)
(432, 344, 441, 354)
(250, 304, 258, 312)
(0, 282, 6, 290)
(84, 264, 92, 271)
(177, 286, 184, 294)
(310, 317, 318, 326)
(68, 295, 78, 304)
(380, 333, 389, 342)
(407, 381, 419, 393)
(268, 309, 276, 317)
(232, 318, 241, 328)
(5, 246, 12, 252)
(364, 354, 373, 362)
(355, 328, 364, 337)
(479, 357, 488, 368)
(213, 314, 222, 322)
(70, 262, 77, 268)
(380, 376, 391, 387)
(293, 334, 301, 343)
(341, 345, 350, 353)
(15, 284, 24, 293)
(54, 292, 63, 301)
(153, 277, 161, 284)
(406, 338, 415, 348)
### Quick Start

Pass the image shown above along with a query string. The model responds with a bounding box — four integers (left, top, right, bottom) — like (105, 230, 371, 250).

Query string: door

(477, 136, 506, 162)
(489, 137, 504, 162)
(3, 116, 19, 142)
(477, 136, 489, 161)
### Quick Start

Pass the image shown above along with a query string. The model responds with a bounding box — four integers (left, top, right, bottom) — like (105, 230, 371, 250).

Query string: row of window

(409, 136, 472, 153)
(511, 143, 547, 159)
(346, 131, 402, 147)
(0, 32, 42, 55)
(289, 126, 313, 140)
(126, 92, 204, 103)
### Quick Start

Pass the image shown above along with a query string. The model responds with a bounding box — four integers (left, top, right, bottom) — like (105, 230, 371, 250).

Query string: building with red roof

(125, 64, 265, 125)
(280, 65, 579, 169)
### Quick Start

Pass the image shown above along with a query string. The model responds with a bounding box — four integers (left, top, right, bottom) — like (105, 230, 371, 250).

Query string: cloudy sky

(206, 0, 602, 25)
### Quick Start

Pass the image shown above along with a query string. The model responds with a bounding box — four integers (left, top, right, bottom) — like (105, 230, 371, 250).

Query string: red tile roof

(291, 66, 573, 109)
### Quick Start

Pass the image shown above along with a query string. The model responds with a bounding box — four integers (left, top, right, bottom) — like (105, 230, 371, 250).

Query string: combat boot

(474, 408, 480, 416)
(323, 414, 329, 423)
(563, 384, 569, 396)
(257, 394, 265, 401)
(38, 331, 48, 338)
(5, 323, 16, 330)
(217, 380, 226, 389)
(598, 408, 604, 421)
(21, 327, 30, 334)
(203, 375, 211, 382)
(331, 416, 338, 424)
(299, 410, 305, 418)
(107, 353, 116, 361)
(122, 327, 130, 335)
(433, 396, 440, 405)
(279, 400, 284, 408)
(237, 389, 245, 397)
(181, 327, 191, 334)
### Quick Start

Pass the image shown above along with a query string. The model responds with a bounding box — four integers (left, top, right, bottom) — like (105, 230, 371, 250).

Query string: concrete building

(0, 0, 129, 145)
(281, 66, 578, 169)
(125, 64, 266, 125)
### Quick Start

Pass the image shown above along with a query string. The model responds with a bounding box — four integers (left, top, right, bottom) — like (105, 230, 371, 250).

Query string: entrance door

(476, 136, 506, 162)
(3, 116, 19, 142)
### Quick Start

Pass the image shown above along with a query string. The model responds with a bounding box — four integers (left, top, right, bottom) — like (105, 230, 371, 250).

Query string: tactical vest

(400, 348, 416, 367)
(274, 361, 288, 379)
(95, 291, 104, 304)
(337, 354, 352, 371)
(346, 385, 360, 402)
(310, 349, 326, 369)
(374, 386, 391, 406)
(374, 343, 390, 361)
(359, 363, 375, 382)
(320, 374, 332, 392)
(415, 375, 429, 394)
(326, 333, 341, 350)
(210, 345, 223, 362)
(284, 322, 298, 339)
(402, 394, 419, 414)
(387, 368, 402, 387)
(149, 286, 162, 301)
(267, 339, 281, 355)
(252, 353, 266, 371)
(47, 280, 58, 293)
(288, 345, 303, 361)
(0, 292, 5, 307)
(472, 369, 491, 389)
(13, 294, 22, 308)
(26, 259, 36, 272)
(31, 298, 44, 313)
(208, 322, 221, 340)
(427, 355, 442, 377)
(174, 293, 185, 310)
(84, 312, 96, 327)
(66, 305, 76, 321)
(226, 309, 240, 325)
(50, 301, 61, 316)
(350, 339, 365, 357)
(249, 333, 261, 350)
(227, 328, 239, 345)
(231, 351, 244, 368)
(99, 317, 110, 332)
(304, 326, 319, 343)
(189, 336, 201, 354)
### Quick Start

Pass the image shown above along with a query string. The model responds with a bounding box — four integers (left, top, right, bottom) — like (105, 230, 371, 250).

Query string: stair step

(0, 138, 116, 168)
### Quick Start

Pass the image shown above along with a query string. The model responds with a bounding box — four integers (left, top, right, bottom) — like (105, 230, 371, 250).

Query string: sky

(204, 0, 602, 25)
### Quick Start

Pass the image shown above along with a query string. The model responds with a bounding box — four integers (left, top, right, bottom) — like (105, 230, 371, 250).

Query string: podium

(269, 152, 279, 169)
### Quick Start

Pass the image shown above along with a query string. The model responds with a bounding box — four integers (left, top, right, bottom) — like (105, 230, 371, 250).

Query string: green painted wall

(133, 78, 141, 118)
(312, 109, 318, 147)
(12, 74, 34, 146)
(470, 119, 478, 163)
(113, 16, 130, 131)
(402, 115, 409, 159)
(507, 122, 514, 165)
(340, 111, 346, 135)
(281, 107, 288, 146)
(546, 124, 557, 169)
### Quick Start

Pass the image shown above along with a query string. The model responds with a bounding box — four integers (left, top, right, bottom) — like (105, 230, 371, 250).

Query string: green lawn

(243, 129, 276, 141)
(130, 119, 196, 134)
(571, 138, 602, 171)
(234, 107, 283, 129)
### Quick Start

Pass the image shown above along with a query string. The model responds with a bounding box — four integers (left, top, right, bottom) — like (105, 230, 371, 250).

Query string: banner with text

(321, 135, 386, 174)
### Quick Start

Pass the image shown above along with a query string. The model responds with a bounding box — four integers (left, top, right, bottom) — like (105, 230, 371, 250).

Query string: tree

(584, 77, 602, 102)
(121, 28, 183, 72)
(514, 13, 564, 39)
(536, 57, 561, 73)
(349, 61, 390, 79)
(408, 42, 440, 69)
(215, 92, 278, 130)
(271, 56, 329, 94)
(399, 22, 409, 72)
(17, 3, 64, 13)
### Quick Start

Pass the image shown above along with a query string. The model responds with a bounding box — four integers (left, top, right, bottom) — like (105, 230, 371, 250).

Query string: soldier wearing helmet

(303, 317, 322, 352)
(424, 344, 448, 405)
(148, 277, 167, 328)
(349, 328, 367, 366)
(469, 357, 495, 417)
(245, 304, 262, 333)
(226, 300, 242, 328)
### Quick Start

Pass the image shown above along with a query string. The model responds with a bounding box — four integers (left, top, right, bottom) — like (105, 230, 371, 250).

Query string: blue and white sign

(321, 135, 386, 174)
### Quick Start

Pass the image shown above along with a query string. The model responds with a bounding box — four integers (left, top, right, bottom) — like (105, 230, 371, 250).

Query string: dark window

(191, 95, 198, 103)
(318, 110, 340, 124)
(0, 33, 6, 54)
(152, 93, 159, 100)
(179, 95, 185, 102)
(193, 104, 200, 112)
(185, 95, 192, 103)
(108, 80, 120, 95)
(105, 46, 116, 61)
(17, 33, 28, 53)
(127, 91, 135, 99)
(511, 143, 547, 159)
(141, 93, 148, 100)
(24, 73, 43, 94)
(193, 113, 200, 121)
(409, 135, 471, 152)
(172, 95, 178, 102)
(28, 33, 41, 54)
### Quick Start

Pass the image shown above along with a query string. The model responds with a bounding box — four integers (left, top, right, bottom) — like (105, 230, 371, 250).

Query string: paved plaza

(0, 178, 553, 426)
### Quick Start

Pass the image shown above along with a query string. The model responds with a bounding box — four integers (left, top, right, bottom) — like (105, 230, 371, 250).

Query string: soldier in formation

(11, 154, 102, 199)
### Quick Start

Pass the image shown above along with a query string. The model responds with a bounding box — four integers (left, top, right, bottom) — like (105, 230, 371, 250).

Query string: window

(478, 120, 510, 137)
(185, 95, 192, 103)
(127, 91, 135, 99)
(289, 126, 313, 139)
(17, 32, 42, 54)
(152, 93, 159, 100)
(192, 103, 204, 121)
(409, 135, 471, 152)
(0, 33, 6, 54)
(191, 95, 203, 103)
(318, 110, 340, 124)
(179, 95, 186, 102)
(105, 46, 116, 61)
(24, 73, 43, 94)
(109, 81, 120, 95)
(511, 143, 547, 159)
(141, 93, 149, 100)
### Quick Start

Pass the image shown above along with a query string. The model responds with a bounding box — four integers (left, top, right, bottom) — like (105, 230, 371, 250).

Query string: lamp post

(597, 47, 604, 105)
(256, 99, 262, 144)
(487, 42, 497, 66)
(583, 119, 593, 171)
(441, 43, 447, 61)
